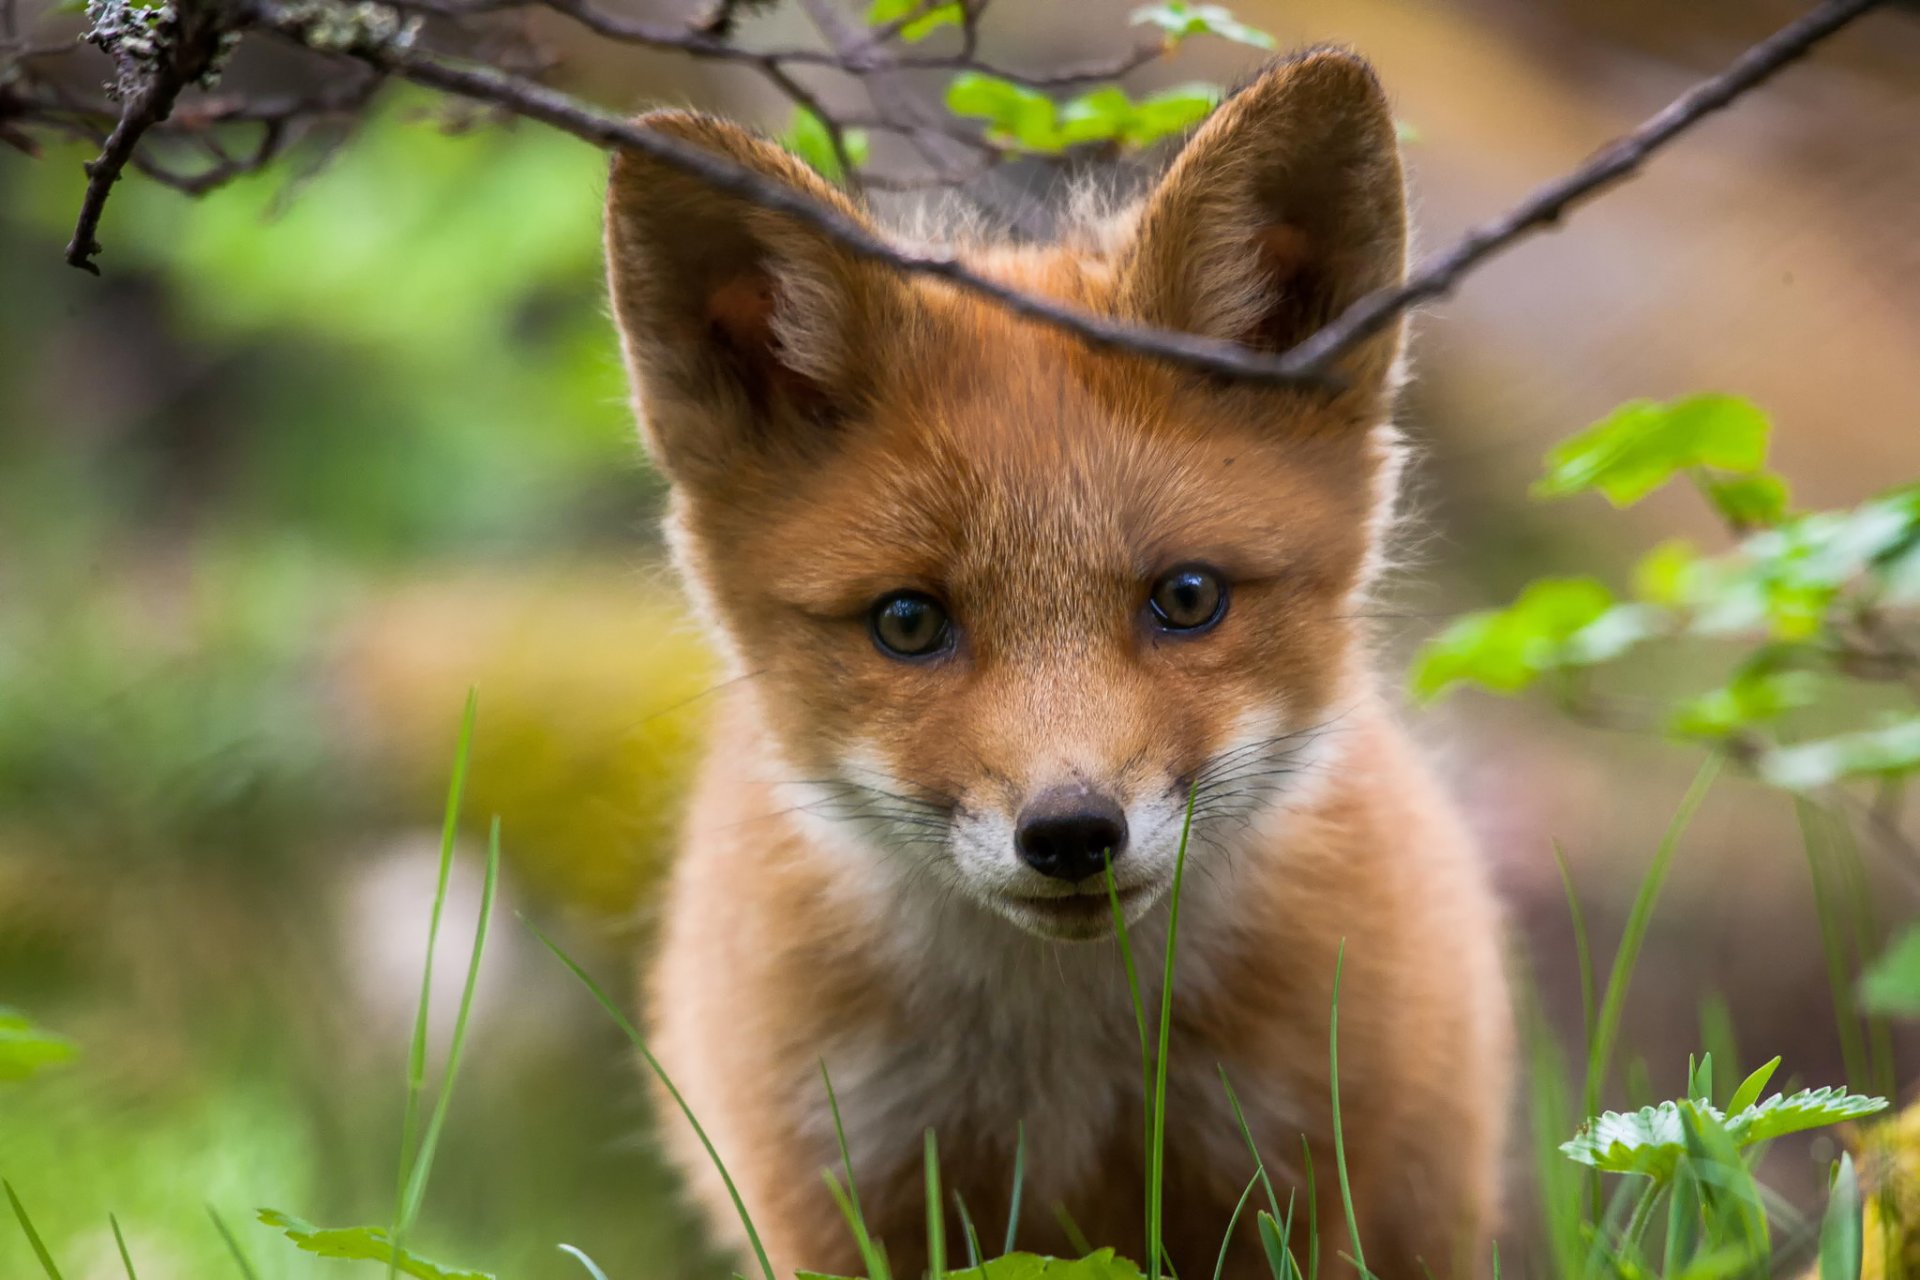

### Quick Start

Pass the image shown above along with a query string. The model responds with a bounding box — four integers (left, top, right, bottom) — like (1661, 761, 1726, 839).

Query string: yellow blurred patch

(336, 567, 717, 917)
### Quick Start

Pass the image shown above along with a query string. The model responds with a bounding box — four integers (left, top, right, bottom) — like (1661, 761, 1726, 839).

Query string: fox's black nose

(1015, 787, 1129, 883)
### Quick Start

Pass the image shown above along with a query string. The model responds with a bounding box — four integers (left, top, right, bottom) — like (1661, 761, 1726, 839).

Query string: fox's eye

(1148, 566, 1228, 633)
(871, 591, 953, 659)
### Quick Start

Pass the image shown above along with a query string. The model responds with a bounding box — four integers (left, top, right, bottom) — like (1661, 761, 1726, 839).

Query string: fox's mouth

(996, 883, 1154, 941)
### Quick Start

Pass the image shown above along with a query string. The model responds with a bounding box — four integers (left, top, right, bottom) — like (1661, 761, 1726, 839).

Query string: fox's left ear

(1113, 49, 1408, 393)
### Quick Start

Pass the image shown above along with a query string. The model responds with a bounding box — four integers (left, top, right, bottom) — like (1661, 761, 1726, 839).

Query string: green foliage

(1410, 576, 1650, 698)
(1561, 1087, 1886, 1177)
(1762, 717, 1920, 791)
(1533, 394, 1772, 508)
(1818, 1155, 1863, 1280)
(866, 0, 962, 41)
(1415, 394, 1920, 807)
(1859, 923, 1920, 1014)
(0, 1009, 75, 1082)
(945, 74, 1218, 152)
(1129, 2, 1275, 49)
(257, 1211, 494, 1279)
(783, 107, 872, 182)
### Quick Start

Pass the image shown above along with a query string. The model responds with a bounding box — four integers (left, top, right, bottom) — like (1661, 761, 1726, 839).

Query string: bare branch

(66, 0, 241, 273)
(16, 0, 1893, 386)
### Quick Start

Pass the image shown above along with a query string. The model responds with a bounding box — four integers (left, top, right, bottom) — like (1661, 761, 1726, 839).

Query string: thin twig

(1280, 0, 1889, 376)
(66, 0, 237, 272)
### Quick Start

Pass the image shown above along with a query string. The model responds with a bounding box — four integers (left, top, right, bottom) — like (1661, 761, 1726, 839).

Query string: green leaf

(1130, 1, 1276, 49)
(1725, 1056, 1781, 1117)
(1535, 395, 1772, 507)
(1726, 1087, 1888, 1145)
(1410, 577, 1641, 699)
(1699, 473, 1790, 528)
(1760, 718, 1920, 790)
(257, 1210, 495, 1279)
(946, 73, 1064, 151)
(1117, 84, 1218, 147)
(0, 1008, 76, 1081)
(1633, 539, 1699, 606)
(1819, 1154, 1864, 1280)
(1560, 1100, 1691, 1178)
(781, 107, 871, 182)
(1669, 671, 1815, 740)
(948, 75, 1218, 154)
(866, 0, 962, 41)
(1860, 925, 1920, 1015)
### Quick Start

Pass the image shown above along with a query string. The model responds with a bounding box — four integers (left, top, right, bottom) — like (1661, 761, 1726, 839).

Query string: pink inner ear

(702, 271, 828, 410)
(1256, 224, 1312, 283)
(705, 273, 778, 351)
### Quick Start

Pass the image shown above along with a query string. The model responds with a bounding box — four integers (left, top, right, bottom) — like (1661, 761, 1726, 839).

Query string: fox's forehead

(755, 346, 1370, 625)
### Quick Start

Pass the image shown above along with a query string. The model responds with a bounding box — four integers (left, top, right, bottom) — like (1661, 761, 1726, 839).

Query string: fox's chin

(985, 882, 1164, 943)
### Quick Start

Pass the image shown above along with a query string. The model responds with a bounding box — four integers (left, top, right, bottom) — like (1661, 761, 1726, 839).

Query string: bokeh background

(3, 0, 1919, 1275)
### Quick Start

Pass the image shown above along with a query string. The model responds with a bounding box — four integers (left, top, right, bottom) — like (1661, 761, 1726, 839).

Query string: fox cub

(604, 47, 1511, 1280)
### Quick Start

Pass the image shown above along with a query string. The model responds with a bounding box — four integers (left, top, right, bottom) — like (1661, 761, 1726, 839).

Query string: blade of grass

(1217, 1067, 1281, 1218)
(389, 688, 477, 1280)
(823, 1173, 890, 1280)
(1798, 798, 1871, 1093)
(399, 816, 500, 1236)
(1105, 854, 1154, 1250)
(207, 1207, 260, 1280)
(558, 1244, 612, 1280)
(822, 1062, 891, 1280)
(925, 1129, 947, 1280)
(954, 1191, 982, 1267)
(1216, 1171, 1263, 1280)
(110, 1214, 138, 1280)
(526, 918, 777, 1280)
(1586, 754, 1721, 1123)
(1514, 971, 1583, 1280)
(1298, 1136, 1318, 1280)
(1328, 942, 1367, 1279)
(1003, 1121, 1026, 1257)
(1550, 840, 1597, 1061)
(1147, 786, 1198, 1280)
(1053, 1203, 1094, 1257)
(5, 1181, 65, 1280)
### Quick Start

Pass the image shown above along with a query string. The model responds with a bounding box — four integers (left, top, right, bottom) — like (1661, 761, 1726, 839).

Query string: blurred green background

(3, 1, 1919, 1275)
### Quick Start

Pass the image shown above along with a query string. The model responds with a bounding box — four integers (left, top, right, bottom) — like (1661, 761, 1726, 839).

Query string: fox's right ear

(604, 112, 910, 485)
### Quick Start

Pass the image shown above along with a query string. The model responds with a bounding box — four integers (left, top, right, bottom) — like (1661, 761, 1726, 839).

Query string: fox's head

(606, 50, 1409, 940)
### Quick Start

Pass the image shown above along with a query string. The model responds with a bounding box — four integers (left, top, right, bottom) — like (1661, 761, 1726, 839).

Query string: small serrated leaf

(257, 1210, 494, 1279)
(1724, 1087, 1888, 1146)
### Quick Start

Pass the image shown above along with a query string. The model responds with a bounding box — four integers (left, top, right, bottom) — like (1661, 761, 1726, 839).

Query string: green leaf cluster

(946, 75, 1219, 152)
(1129, 2, 1275, 50)
(1413, 394, 1920, 790)
(866, 0, 963, 42)
(783, 107, 873, 182)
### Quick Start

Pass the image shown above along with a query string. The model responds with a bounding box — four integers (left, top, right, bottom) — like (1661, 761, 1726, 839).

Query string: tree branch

(18, 0, 1895, 386)
(1279, 0, 1888, 376)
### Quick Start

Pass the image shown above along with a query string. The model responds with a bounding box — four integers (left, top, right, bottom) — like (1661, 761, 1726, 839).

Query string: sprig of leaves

(1561, 1085, 1887, 1177)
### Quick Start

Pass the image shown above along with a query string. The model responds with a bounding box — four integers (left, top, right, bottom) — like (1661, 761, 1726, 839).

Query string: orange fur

(606, 49, 1512, 1279)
